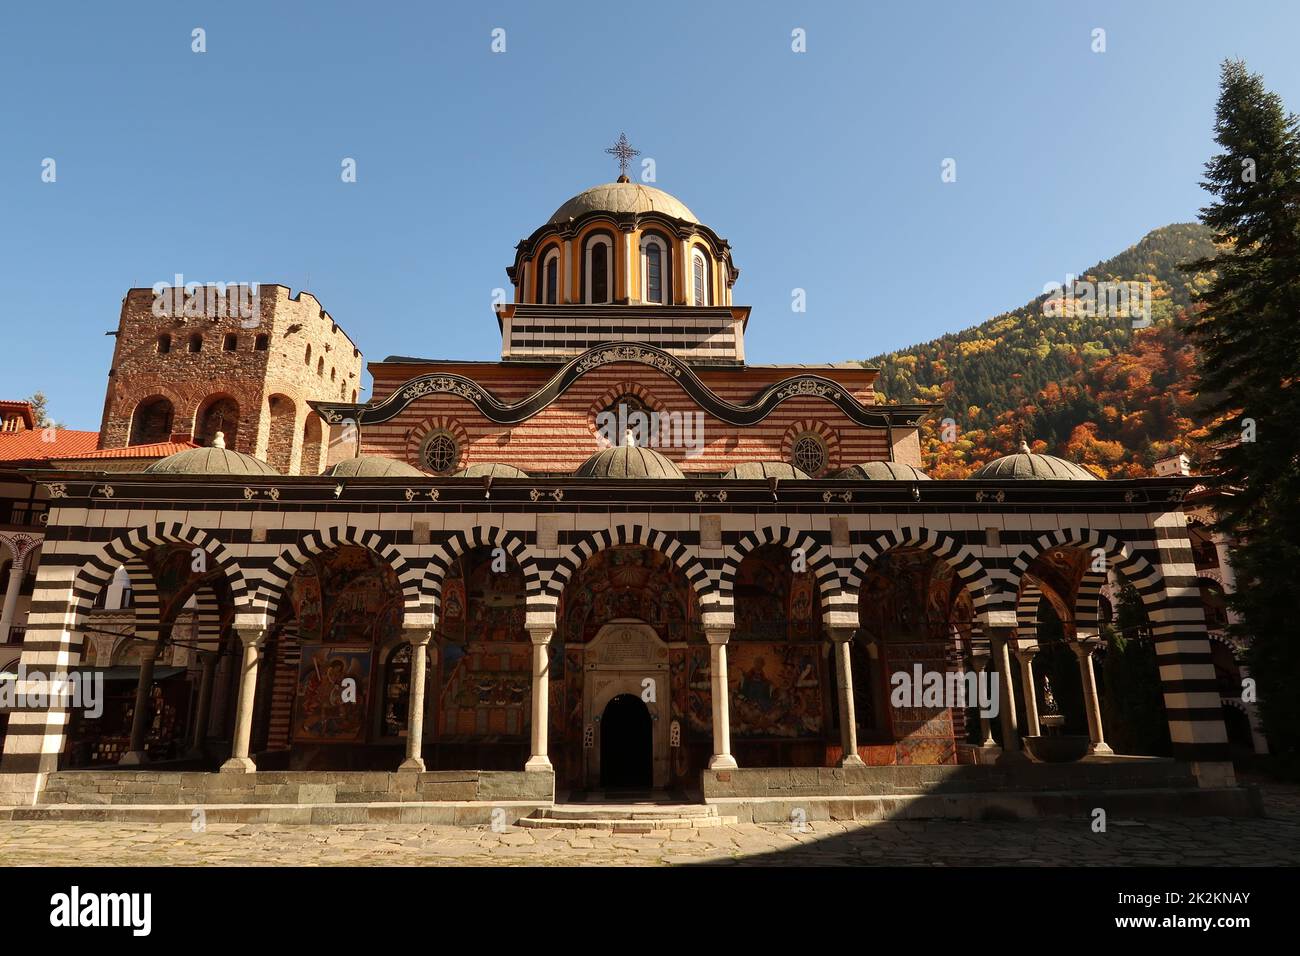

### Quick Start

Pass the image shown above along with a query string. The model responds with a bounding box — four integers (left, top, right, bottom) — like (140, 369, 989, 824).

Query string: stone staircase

(519, 802, 733, 831)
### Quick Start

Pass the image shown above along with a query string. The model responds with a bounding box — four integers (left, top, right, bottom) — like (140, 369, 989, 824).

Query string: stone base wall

(34, 769, 553, 806)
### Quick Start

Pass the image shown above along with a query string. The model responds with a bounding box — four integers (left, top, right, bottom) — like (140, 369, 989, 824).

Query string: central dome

(574, 445, 685, 479)
(549, 181, 698, 225)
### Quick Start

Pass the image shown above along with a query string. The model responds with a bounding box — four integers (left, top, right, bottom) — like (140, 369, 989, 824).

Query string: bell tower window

(585, 235, 612, 304)
(641, 235, 668, 305)
(542, 248, 560, 305)
(691, 248, 711, 306)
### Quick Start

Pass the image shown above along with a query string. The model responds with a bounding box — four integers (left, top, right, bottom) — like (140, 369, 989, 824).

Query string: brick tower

(98, 284, 363, 474)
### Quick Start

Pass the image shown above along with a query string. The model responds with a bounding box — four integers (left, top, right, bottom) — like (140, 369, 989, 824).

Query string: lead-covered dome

(574, 445, 685, 479)
(723, 462, 810, 480)
(453, 463, 530, 479)
(323, 456, 425, 478)
(835, 461, 932, 481)
(970, 453, 1097, 481)
(549, 181, 699, 225)
(144, 446, 280, 476)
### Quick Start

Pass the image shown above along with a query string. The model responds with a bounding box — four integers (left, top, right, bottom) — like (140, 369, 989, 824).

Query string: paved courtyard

(2, 783, 1296, 867)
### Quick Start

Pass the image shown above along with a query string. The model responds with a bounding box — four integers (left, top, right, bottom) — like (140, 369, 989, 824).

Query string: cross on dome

(604, 132, 640, 181)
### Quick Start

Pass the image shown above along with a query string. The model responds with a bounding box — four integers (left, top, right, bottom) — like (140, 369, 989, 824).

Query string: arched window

(129, 397, 174, 446)
(691, 248, 711, 306)
(304, 344, 312, 365)
(156, 334, 171, 354)
(584, 235, 613, 304)
(223, 333, 238, 352)
(542, 247, 560, 305)
(254, 334, 268, 351)
(641, 235, 669, 305)
(317, 357, 324, 376)
(188, 334, 203, 353)
(195, 396, 240, 448)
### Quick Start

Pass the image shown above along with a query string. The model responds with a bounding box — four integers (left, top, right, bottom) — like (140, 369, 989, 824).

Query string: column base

(219, 756, 257, 773)
(398, 757, 426, 772)
(118, 750, 149, 766)
(524, 755, 553, 772)
(839, 753, 866, 768)
(1086, 742, 1114, 757)
(707, 754, 738, 770)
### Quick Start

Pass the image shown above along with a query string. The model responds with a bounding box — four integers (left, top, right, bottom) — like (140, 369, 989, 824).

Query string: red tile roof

(64, 441, 198, 460)
(0, 429, 100, 462)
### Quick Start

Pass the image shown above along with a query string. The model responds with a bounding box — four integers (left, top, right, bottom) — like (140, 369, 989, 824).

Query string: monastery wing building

(0, 166, 1247, 818)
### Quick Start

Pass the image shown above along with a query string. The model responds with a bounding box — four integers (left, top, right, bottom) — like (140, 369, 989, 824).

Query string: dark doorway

(600, 693, 652, 790)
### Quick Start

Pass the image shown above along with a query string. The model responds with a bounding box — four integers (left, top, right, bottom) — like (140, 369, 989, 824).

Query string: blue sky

(3, 0, 1297, 429)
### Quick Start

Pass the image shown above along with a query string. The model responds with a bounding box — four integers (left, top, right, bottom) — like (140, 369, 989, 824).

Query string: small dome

(144, 447, 280, 477)
(323, 456, 425, 478)
(969, 454, 1098, 481)
(835, 461, 932, 481)
(574, 445, 685, 479)
(722, 461, 810, 480)
(453, 462, 530, 479)
(549, 182, 698, 225)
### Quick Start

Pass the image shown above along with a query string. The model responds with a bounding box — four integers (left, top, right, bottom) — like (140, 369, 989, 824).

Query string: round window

(422, 431, 459, 474)
(791, 433, 828, 475)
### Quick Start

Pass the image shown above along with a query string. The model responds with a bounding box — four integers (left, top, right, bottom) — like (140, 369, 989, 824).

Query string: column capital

(968, 649, 992, 670)
(525, 609, 557, 630)
(235, 627, 267, 648)
(403, 626, 434, 647)
(528, 626, 555, 646)
(826, 626, 857, 644)
(1069, 640, 1100, 659)
(1014, 645, 1039, 663)
(704, 626, 732, 646)
(403, 610, 436, 631)
(978, 610, 1019, 631)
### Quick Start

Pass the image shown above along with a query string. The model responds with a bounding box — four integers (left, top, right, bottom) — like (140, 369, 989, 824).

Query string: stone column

(1017, 647, 1042, 737)
(525, 612, 555, 772)
(0, 563, 26, 643)
(220, 627, 265, 773)
(991, 629, 1026, 762)
(1071, 639, 1113, 756)
(185, 651, 218, 757)
(826, 612, 865, 768)
(968, 649, 1000, 753)
(704, 621, 738, 770)
(119, 634, 163, 766)
(399, 628, 433, 771)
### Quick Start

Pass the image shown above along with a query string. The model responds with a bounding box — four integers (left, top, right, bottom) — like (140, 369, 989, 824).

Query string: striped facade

(1, 474, 1233, 786)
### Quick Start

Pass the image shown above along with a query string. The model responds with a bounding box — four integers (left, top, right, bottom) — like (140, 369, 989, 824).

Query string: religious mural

(436, 548, 531, 740)
(275, 546, 404, 746)
(858, 549, 963, 764)
(733, 544, 818, 641)
(293, 645, 371, 742)
(727, 643, 823, 737)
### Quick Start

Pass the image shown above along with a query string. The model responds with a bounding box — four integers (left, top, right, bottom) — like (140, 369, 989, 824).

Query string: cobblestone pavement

(2, 784, 1296, 867)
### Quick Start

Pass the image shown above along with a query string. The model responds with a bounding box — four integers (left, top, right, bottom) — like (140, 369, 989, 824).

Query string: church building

(0, 146, 1240, 818)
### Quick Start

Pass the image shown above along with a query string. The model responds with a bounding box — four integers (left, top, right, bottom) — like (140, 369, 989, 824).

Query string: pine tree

(1183, 60, 1300, 769)
(26, 391, 62, 430)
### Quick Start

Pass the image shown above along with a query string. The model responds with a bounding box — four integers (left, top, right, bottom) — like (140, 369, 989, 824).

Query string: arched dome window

(541, 247, 560, 304)
(691, 247, 712, 306)
(641, 234, 669, 305)
(584, 235, 613, 304)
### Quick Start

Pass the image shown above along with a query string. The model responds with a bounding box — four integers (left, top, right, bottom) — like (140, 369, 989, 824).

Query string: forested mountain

(864, 223, 1221, 477)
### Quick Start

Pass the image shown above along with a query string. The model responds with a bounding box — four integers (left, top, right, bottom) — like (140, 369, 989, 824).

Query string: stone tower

(98, 284, 363, 475)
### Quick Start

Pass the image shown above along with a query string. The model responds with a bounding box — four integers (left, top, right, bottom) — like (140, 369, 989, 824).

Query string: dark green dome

(144, 447, 280, 477)
(323, 456, 425, 478)
(722, 461, 810, 480)
(834, 461, 932, 481)
(969, 453, 1097, 481)
(574, 445, 685, 479)
(453, 462, 530, 479)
